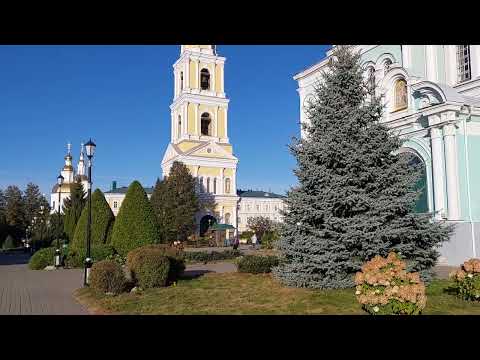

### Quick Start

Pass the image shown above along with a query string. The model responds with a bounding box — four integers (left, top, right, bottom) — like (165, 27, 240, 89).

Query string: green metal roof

(237, 190, 286, 199)
(210, 223, 236, 230)
(104, 186, 154, 195)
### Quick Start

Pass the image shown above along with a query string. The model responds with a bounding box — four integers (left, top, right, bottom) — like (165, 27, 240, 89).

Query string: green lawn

(75, 272, 480, 315)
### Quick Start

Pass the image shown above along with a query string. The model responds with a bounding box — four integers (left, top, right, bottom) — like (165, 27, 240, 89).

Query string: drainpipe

(462, 105, 476, 258)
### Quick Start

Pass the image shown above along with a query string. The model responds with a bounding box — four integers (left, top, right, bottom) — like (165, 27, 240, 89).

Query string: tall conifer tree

(63, 180, 86, 242)
(274, 46, 451, 289)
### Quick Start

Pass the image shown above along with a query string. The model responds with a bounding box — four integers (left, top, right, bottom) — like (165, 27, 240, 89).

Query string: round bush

(354, 252, 427, 315)
(66, 244, 116, 268)
(237, 255, 280, 274)
(90, 260, 126, 295)
(127, 244, 185, 283)
(127, 247, 170, 289)
(29, 247, 56, 270)
(449, 258, 480, 301)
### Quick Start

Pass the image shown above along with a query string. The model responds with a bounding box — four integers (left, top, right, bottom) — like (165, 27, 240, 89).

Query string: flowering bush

(449, 258, 480, 301)
(354, 252, 427, 315)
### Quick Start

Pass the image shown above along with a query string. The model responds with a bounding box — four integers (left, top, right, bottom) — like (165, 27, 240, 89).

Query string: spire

(77, 142, 86, 176)
(60, 141, 74, 183)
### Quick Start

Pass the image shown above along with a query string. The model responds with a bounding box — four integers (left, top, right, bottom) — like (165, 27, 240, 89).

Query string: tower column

(214, 106, 219, 137)
(444, 122, 460, 220)
(430, 124, 446, 219)
(195, 59, 199, 89)
(194, 103, 199, 136)
(185, 59, 189, 90)
(183, 103, 188, 137)
(220, 168, 224, 195)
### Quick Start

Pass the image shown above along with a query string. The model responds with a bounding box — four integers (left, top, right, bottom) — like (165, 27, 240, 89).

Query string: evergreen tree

(71, 189, 115, 252)
(4, 185, 26, 239)
(63, 180, 86, 242)
(23, 183, 44, 229)
(111, 181, 160, 256)
(151, 162, 200, 243)
(273, 46, 451, 289)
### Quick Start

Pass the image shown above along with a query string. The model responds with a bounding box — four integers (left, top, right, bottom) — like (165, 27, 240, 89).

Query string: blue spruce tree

(273, 46, 452, 289)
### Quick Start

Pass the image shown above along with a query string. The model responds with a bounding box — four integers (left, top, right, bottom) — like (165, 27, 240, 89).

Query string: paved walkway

(0, 252, 88, 315)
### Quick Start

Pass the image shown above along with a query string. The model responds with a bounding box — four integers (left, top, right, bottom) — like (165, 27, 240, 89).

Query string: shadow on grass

(443, 285, 459, 296)
(179, 269, 213, 281)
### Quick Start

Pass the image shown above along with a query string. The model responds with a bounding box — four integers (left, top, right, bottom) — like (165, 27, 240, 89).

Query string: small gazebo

(209, 223, 236, 247)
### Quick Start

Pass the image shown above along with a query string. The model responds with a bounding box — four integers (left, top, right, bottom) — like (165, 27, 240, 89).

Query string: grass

(74, 272, 480, 315)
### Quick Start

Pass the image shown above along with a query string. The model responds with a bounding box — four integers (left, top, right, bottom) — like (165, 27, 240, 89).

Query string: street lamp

(55, 174, 64, 268)
(84, 138, 96, 286)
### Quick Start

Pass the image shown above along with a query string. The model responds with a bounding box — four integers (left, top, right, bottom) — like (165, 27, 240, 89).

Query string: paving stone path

(0, 252, 89, 315)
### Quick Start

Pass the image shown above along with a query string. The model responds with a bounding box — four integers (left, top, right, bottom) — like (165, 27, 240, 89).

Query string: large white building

(294, 45, 480, 265)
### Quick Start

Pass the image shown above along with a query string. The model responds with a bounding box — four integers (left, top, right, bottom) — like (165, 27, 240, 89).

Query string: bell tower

(162, 45, 239, 237)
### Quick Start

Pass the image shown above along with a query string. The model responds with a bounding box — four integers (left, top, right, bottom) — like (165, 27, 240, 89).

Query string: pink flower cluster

(449, 258, 480, 281)
(354, 252, 427, 312)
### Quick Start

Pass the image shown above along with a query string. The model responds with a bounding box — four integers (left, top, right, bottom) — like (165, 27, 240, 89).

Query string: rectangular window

(457, 45, 472, 83)
(113, 201, 118, 209)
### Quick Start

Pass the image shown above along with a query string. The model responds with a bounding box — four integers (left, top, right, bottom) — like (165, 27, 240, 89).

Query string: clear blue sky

(0, 45, 330, 197)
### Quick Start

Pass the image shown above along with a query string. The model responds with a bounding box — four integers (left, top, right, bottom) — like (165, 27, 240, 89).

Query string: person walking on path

(251, 233, 258, 250)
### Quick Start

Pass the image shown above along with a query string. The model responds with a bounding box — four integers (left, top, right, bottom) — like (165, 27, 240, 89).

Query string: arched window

(206, 177, 210, 193)
(383, 59, 392, 76)
(400, 152, 428, 213)
(367, 67, 375, 93)
(213, 178, 217, 194)
(180, 71, 184, 90)
(177, 115, 182, 138)
(394, 79, 408, 111)
(225, 213, 231, 224)
(200, 68, 210, 90)
(201, 112, 212, 136)
(225, 178, 231, 194)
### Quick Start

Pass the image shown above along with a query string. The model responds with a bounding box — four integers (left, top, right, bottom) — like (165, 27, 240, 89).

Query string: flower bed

(449, 258, 480, 301)
(354, 252, 427, 315)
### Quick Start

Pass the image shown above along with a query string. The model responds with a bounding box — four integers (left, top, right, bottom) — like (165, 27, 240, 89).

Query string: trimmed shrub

(354, 252, 427, 315)
(66, 244, 116, 268)
(111, 181, 160, 257)
(127, 244, 184, 284)
(237, 255, 280, 274)
(261, 231, 279, 250)
(127, 247, 170, 289)
(185, 249, 241, 263)
(29, 247, 56, 270)
(449, 258, 480, 301)
(90, 260, 126, 295)
(71, 189, 115, 252)
(2, 235, 16, 249)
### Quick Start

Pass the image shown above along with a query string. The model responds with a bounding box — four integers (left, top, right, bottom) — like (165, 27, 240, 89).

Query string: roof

(237, 190, 286, 199)
(51, 183, 74, 193)
(210, 223, 236, 231)
(104, 186, 154, 195)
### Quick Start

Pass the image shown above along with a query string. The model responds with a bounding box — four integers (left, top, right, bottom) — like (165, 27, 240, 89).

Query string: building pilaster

(443, 121, 460, 220)
(430, 121, 446, 219)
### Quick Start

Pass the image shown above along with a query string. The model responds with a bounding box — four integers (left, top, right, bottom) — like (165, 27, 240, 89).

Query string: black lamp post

(84, 138, 96, 286)
(54, 174, 64, 268)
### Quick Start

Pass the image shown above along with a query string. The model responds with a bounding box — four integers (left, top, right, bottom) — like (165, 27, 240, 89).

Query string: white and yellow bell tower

(161, 45, 239, 236)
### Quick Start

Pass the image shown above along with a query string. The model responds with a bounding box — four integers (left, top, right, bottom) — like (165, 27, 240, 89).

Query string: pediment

(185, 141, 237, 160)
(161, 143, 181, 165)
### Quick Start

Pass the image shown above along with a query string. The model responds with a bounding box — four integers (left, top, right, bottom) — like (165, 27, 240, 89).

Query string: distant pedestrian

(251, 233, 258, 250)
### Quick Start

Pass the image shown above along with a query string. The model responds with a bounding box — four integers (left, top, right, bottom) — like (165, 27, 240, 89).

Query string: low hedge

(90, 260, 126, 295)
(237, 255, 280, 274)
(185, 250, 241, 263)
(29, 247, 56, 270)
(127, 247, 170, 289)
(66, 244, 116, 268)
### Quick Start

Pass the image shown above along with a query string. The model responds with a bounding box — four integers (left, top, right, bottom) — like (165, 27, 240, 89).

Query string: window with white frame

(457, 45, 472, 83)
